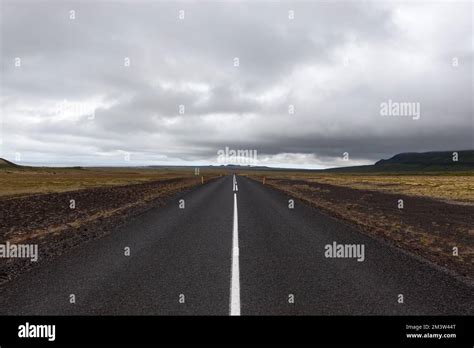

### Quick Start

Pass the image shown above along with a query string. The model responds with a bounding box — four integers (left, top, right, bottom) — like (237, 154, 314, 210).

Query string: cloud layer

(1, 0, 472, 168)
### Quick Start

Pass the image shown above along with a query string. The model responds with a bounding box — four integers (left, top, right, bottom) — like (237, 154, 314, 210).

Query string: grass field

(241, 171, 474, 205)
(0, 166, 224, 198)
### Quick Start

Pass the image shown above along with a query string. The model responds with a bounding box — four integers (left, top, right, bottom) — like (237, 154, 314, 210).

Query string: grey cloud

(0, 0, 472, 167)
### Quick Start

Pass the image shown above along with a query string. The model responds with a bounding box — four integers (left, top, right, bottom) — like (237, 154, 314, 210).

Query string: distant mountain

(375, 150, 474, 166)
(325, 150, 474, 173)
(0, 158, 19, 168)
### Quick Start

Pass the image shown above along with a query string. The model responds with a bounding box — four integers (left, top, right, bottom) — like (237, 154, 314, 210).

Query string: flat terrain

(240, 171, 474, 204)
(296, 173, 474, 204)
(0, 166, 220, 198)
(0, 175, 472, 315)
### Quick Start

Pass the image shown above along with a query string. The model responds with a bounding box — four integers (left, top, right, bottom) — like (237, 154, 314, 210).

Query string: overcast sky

(0, 0, 472, 168)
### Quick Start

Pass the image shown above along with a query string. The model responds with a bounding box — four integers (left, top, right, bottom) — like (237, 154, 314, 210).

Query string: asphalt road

(0, 175, 472, 315)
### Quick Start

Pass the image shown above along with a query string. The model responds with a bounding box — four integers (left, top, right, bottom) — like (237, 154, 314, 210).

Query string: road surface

(0, 175, 472, 315)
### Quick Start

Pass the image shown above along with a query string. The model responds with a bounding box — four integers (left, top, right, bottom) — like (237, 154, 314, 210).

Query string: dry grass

(0, 167, 223, 198)
(245, 171, 474, 205)
(7, 178, 197, 244)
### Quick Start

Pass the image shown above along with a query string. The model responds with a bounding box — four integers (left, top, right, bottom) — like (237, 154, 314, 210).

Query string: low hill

(325, 150, 474, 173)
(0, 158, 19, 168)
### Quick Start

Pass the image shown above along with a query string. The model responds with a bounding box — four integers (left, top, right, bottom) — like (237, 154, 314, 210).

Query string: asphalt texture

(0, 175, 472, 315)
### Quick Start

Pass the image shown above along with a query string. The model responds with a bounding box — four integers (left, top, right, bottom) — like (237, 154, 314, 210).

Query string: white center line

(230, 175, 241, 315)
(233, 174, 238, 192)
